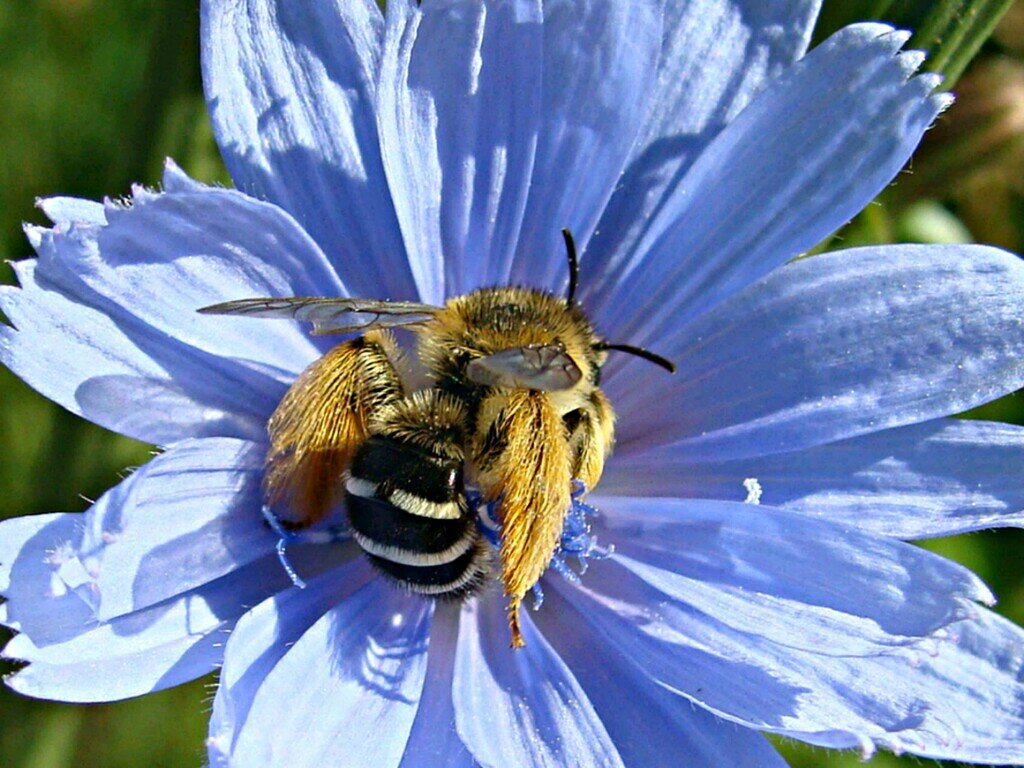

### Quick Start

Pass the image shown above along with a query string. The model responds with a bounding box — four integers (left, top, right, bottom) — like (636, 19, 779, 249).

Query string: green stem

(910, 0, 967, 50)
(933, 0, 1015, 86)
(909, 0, 1015, 89)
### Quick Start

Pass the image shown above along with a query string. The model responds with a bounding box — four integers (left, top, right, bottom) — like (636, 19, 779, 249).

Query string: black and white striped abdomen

(344, 392, 490, 597)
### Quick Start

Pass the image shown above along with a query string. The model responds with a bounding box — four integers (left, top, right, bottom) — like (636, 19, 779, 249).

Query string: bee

(199, 230, 673, 647)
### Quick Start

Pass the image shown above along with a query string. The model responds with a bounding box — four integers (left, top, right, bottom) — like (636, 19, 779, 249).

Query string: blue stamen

(261, 506, 352, 589)
(470, 480, 613, 610)
(261, 505, 307, 589)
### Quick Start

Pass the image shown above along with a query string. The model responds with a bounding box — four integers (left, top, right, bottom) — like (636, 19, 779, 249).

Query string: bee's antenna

(562, 228, 579, 307)
(594, 342, 676, 374)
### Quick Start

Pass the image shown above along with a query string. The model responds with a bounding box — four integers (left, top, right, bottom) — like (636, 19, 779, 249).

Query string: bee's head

(419, 229, 673, 393)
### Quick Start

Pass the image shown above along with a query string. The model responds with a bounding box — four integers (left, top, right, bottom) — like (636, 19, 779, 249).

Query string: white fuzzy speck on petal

(743, 477, 763, 505)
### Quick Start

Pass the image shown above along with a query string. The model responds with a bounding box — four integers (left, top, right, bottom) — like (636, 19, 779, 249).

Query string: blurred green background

(1, 1, 1024, 766)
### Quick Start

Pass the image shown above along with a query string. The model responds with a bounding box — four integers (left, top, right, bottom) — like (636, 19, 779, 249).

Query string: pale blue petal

(507, 0, 662, 292)
(549, 553, 959, 757)
(0, 260, 267, 445)
(2, 540, 325, 703)
(378, 0, 543, 302)
(36, 196, 107, 226)
(534, 585, 789, 768)
(44, 162, 338, 378)
(227, 580, 432, 767)
(589, 497, 991, 653)
(586, 0, 820, 281)
(558, 554, 1024, 762)
(453, 588, 624, 768)
(208, 560, 375, 765)
(857, 608, 1024, 764)
(634, 0, 820, 160)
(3, 439, 274, 627)
(584, 24, 947, 340)
(603, 418, 1024, 539)
(0, 514, 91, 646)
(201, 0, 417, 299)
(2, 492, 353, 703)
(5, 585, 226, 703)
(610, 245, 1024, 459)
(81, 438, 274, 622)
(5, 164, 347, 445)
(399, 601, 477, 768)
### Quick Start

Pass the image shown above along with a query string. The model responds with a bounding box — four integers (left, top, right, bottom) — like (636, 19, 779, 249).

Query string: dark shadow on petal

(126, 446, 268, 615)
(326, 583, 432, 704)
(1, 515, 97, 646)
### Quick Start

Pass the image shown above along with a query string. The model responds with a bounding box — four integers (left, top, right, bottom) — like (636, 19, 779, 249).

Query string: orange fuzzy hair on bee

(473, 389, 572, 648)
(264, 332, 403, 526)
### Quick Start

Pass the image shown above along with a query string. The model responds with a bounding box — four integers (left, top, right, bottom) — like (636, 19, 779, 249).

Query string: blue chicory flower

(4, 0, 1024, 765)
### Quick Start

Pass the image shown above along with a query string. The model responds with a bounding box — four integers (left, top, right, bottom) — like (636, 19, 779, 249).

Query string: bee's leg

(565, 389, 616, 492)
(473, 390, 572, 648)
(264, 331, 404, 527)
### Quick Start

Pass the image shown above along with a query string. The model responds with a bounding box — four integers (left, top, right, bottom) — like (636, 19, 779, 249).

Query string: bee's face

(421, 286, 605, 400)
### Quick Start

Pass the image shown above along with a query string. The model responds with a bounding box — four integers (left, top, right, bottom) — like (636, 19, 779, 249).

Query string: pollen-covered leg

(565, 388, 616, 492)
(265, 331, 403, 527)
(473, 389, 572, 648)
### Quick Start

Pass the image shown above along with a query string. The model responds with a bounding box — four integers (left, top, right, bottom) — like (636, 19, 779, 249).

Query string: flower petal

(508, 0, 663, 292)
(584, 24, 947, 340)
(82, 438, 274, 622)
(207, 559, 374, 765)
(590, 497, 991, 653)
(377, 0, 543, 302)
(6, 579, 225, 703)
(611, 245, 1024, 459)
(0, 259, 267, 445)
(397, 601, 476, 768)
(201, 0, 417, 299)
(4, 164, 348, 445)
(604, 418, 1024, 539)
(1, 511, 314, 703)
(534, 585, 789, 768)
(453, 587, 624, 768)
(860, 608, 1024, 764)
(557, 554, 1024, 762)
(36, 196, 107, 226)
(2, 492, 354, 703)
(0, 513, 91, 645)
(226, 580, 432, 767)
(42, 162, 338, 378)
(586, 0, 820, 282)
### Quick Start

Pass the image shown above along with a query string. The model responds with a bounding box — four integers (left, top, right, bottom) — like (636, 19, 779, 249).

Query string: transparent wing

(466, 345, 582, 391)
(197, 297, 440, 334)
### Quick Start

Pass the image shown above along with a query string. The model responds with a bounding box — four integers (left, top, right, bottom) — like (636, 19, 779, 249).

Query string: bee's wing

(466, 345, 582, 391)
(198, 297, 440, 335)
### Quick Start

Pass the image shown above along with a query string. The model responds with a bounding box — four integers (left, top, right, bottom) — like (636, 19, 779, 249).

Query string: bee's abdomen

(349, 437, 464, 518)
(345, 392, 490, 597)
